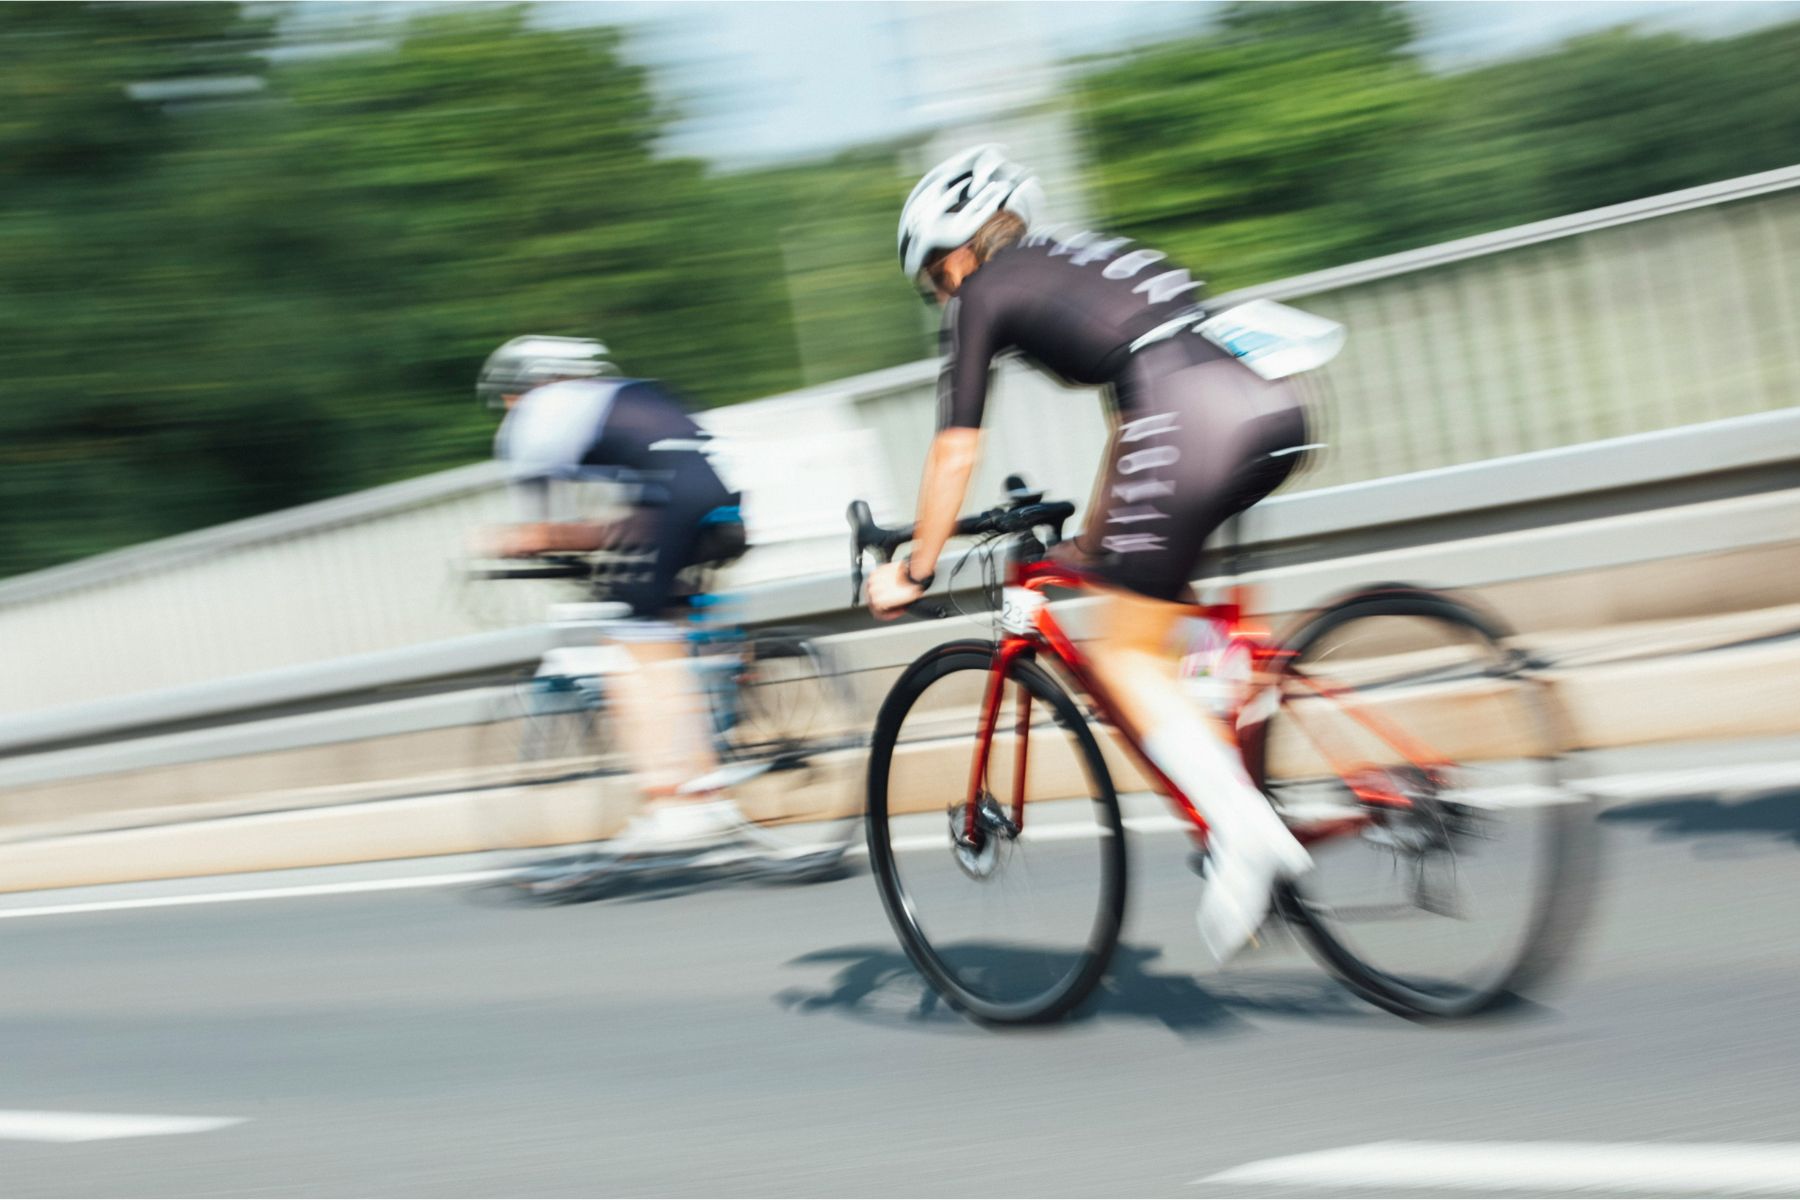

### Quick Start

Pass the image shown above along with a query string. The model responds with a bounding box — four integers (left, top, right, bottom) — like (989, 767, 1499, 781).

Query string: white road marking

(1197, 1140, 1800, 1195)
(0, 870, 501, 922)
(1580, 761, 1800, 801)
(0, 1110, 244, 1143)
(887, 814, 1186, 854)
(0, 818, 1181, 919)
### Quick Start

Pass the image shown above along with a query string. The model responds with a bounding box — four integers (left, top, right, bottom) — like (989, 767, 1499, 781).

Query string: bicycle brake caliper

(951, 793, 1019, 879)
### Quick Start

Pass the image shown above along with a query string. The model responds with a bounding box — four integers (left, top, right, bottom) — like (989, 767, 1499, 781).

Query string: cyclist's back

(935, 230, 1203, 424)
(496, 376, 740, 617)
(935, 229, 1309, 604)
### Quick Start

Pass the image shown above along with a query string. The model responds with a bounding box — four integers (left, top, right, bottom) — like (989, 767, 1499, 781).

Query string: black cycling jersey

(933, 227, 1313, 602)
(936, 229, 1206, 430)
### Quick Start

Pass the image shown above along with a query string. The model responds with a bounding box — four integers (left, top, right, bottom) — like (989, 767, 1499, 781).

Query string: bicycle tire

(475, 668, 623, 901)
(495, 668, 616, 827)
(1246, 585, 1598, 1019)
(866, 639, 1127, 1025)
(709, 627, 863, 860)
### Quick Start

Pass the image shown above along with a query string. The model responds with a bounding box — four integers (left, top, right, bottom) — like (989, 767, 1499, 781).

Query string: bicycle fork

(961, 637, 1034, 847)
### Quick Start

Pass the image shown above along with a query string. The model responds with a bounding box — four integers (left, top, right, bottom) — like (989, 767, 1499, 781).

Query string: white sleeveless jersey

(493, 378, 631, 523)
(493, 378, 628, 483)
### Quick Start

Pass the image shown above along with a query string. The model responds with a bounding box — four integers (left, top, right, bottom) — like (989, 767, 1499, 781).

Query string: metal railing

(1251, 166, 1800, 487)
(5, 404, 1796, 776)
(0, 167, 1795, 716)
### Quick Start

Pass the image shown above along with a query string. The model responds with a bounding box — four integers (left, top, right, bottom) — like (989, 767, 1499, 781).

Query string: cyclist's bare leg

(600, 634, 748, 852)
(608, 638, 717, 800)
(1079, 585, 1194, 743)
(1081, 586, 1310, 961)
(1082, 587, 1273, 800)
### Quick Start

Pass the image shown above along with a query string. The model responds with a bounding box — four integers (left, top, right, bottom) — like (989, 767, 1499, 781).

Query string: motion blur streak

(3, 1, 1798, 577)
(0, 1, 1796, 1195)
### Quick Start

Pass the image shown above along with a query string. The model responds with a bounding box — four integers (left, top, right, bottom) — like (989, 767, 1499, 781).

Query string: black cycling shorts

(593, 479, 744, 620)
(1078, 333, 1311, 602)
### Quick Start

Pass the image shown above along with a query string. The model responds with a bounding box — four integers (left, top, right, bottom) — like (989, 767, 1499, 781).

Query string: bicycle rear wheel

(709, 628, 863, 863)
(867, 640, 1126, 1025)
(1246, 587, 1597, 1018)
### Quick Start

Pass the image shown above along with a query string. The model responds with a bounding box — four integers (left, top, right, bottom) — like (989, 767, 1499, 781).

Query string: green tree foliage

(3, 1, 1796, 578)
(0, 2, 316, 572)
(1382, 23, 1800, 243)
(0, 4, 831, 577)
(1076, 2, 1800, 288)
(258, 6, 806, 475)
(753, 145, 932, 387)
(1076, 2, 1433, 289)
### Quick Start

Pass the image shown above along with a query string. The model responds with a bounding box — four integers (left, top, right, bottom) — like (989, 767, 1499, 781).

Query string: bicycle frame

(964, 555, 1454, 852)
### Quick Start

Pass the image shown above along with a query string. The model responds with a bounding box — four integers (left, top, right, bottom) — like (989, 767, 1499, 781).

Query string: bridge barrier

(1, 167, 1795, 715)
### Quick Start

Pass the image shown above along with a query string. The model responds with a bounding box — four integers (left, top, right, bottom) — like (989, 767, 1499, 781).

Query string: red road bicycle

(849, 479, 1596, 1025)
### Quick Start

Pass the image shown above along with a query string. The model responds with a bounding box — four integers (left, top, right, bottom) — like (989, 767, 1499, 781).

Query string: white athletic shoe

(615, 799, 745, 852)
(1138, 716, 1314, 966)
(1195, 805, 1313, 966)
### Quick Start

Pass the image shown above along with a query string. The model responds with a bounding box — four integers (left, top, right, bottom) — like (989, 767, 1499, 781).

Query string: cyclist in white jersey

(480, 336, 748, 848)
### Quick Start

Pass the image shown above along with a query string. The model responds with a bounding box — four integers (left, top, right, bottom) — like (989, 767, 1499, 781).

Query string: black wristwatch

(903, 557, 936, 590)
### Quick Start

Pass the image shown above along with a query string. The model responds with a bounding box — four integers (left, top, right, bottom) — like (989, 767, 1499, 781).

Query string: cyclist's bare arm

(907, 427, 981, 577)
(484, 521, 612, 558)
(867, 428, 980, 617)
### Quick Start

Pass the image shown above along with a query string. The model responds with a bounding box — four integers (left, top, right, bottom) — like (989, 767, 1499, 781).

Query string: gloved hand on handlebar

(866, 559, 927, 620)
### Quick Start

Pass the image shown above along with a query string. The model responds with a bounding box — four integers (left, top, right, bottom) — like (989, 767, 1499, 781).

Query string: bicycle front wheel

(867, 640, 1126, 1025)
(477, 668, 622, 897)
(1247, 587, 1597, 1018)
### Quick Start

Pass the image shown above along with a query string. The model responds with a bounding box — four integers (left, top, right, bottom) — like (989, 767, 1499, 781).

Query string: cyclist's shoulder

(498, 379, 631, 458)
(961, 226, 1186, 303)
(517, 377, 630, 408)
(611, 376, 700, 411)
(1028, 223, 1190, 271)
(516, 375, 696, 415)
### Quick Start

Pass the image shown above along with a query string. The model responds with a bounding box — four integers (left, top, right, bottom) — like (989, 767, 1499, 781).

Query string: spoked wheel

(511, 672, 611, 775)
(491, 669, 619, 850)
(473, 668, 624, 903)
(866, 640, 1126, 1025)
(1246, 587, 1597, 1018)
(707, 628, 863, 869)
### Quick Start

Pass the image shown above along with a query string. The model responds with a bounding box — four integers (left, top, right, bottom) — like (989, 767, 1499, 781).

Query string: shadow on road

(466, 855, 863, 907)
(1600, 786, 1800, 852)
(775, 941, 1379, 1039)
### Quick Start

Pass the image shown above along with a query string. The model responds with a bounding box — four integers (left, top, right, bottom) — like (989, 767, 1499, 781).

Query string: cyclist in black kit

(480, 336, 750, 849)
(867, 147, 1317, 963)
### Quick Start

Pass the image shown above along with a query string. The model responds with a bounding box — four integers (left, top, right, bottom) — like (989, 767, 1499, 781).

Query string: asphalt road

(1, 740, 1797, 1197)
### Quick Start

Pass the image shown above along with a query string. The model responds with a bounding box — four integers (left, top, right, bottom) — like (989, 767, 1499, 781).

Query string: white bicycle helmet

(477, 335, 617, 408)
(897, 145, 1043, 283)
